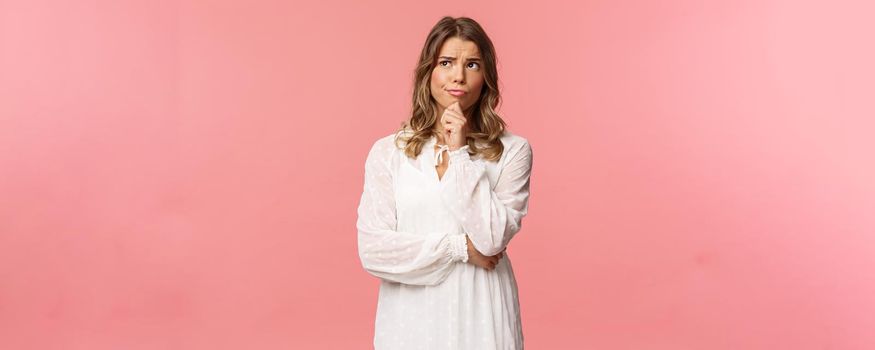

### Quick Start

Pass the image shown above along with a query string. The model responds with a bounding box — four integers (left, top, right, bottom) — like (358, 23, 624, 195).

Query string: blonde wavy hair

(394, 16, 507, 162)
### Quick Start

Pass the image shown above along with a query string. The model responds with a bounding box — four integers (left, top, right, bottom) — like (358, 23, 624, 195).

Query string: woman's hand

(465, 235, 505, 271)
(440, 101, 469, 150)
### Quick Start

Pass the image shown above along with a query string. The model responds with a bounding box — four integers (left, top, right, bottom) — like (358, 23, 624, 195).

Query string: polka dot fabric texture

(357, 127, 533, 349)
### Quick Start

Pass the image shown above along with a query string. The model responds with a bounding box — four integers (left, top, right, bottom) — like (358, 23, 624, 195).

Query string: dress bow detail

(434, 144, 451, 165)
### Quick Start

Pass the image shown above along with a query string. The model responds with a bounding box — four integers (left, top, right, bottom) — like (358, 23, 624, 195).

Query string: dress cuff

(447, 233, 469, 263)
(447, 145, 471, 164)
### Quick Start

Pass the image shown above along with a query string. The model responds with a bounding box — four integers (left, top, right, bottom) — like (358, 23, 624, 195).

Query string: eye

(467, 62, 480, 69)
(439, 60, 451, 67)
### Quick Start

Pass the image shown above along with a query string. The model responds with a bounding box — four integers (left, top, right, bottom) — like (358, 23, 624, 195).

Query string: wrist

(449, 234, 469, 263)
(447, 145, 471, 163)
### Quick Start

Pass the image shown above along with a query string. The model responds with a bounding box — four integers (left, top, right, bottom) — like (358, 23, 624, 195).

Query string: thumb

(447, 101, 459, 112)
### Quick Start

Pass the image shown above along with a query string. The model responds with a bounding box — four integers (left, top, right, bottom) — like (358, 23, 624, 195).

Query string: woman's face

(430, 37, 485, 117)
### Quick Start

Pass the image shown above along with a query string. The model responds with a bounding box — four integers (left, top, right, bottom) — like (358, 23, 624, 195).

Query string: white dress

(356, 127, 533, 350)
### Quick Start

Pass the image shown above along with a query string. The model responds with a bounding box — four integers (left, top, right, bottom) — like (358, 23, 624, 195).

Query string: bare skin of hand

(465, 235, 506, 271)
(438, 101, 470, 151)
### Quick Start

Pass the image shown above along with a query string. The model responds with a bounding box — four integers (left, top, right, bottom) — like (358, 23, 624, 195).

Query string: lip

(447, 89, 467, 96)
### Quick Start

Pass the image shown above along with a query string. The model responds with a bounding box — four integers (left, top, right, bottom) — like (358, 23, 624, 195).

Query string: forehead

(438, 37, 480, 56)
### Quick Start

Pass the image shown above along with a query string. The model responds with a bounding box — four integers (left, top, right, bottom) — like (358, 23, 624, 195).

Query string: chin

(447, 99, 465, 108)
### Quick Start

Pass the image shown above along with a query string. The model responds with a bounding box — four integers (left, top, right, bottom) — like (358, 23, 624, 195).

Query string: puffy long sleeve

(438, 140, 533, 257)
(356, 137, 469, 286)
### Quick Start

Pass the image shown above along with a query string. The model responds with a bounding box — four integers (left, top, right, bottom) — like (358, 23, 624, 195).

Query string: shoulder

(372, 132, 400, 150)
(366, 130, 405, 165)
(499, 130, 529, 148)
(499, 130, 532, 160)
(374, 127, 415, 149)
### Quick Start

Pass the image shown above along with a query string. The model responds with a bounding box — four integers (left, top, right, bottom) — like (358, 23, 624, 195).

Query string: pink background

(2, 0, 874, 349)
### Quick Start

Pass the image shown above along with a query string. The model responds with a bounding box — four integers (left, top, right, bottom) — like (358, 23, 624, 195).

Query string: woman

(356, 16, 533, 350)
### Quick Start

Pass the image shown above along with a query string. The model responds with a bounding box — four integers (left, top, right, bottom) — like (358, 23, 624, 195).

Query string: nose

(452, 63, 465, 84)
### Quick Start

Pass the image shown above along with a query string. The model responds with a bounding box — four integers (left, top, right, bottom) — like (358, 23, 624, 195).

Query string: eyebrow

(438, 55, 482, 61)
